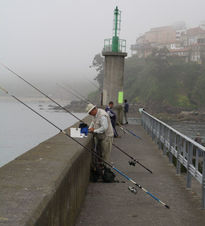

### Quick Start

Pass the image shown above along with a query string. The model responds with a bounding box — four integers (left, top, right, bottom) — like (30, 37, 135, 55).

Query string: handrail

(142, 110, 205, 152)
(140, 109, 205, 209)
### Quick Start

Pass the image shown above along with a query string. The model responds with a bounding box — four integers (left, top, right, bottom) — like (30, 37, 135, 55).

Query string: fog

(0, 0, 205, 97)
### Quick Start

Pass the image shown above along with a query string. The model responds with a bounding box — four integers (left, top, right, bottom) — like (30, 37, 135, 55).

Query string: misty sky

(0, 0, 205, 83)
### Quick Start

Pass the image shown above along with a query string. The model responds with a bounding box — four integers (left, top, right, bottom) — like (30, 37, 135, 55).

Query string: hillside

(124, 51, 205, 113)
(90, 51, 205, 114)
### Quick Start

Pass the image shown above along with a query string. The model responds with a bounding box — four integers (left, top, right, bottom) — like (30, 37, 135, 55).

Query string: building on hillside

(131, 24, 185, 58)
(185, 27, 205, 63)
(130, 36, 153, 57)
(144, 26, 176, 44)
(168, 48, 190, 62)
(131, 22, 205, 64)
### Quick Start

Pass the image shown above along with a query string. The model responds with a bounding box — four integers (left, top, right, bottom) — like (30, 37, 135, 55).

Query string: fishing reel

(128, 160, 136, 166)
(128, 186, 137, 194)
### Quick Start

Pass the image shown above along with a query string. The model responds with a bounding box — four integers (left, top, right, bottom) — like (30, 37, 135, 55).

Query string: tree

(90, 53, 104, 89)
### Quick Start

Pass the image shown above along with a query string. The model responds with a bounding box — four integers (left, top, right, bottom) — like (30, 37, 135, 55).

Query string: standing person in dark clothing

(124, 99, 129, 124)
(105, 101, 118, 138)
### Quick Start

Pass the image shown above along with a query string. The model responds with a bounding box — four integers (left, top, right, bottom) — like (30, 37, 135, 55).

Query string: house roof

(187, 27, 205, 36)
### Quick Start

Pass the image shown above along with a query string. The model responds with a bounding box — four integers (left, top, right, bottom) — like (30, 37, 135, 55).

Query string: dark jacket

(105, 106, 116, 122)
(124, 103, 129, 113)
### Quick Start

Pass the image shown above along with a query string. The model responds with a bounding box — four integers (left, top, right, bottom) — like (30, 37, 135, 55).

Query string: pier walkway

(76, 123, 205, 226)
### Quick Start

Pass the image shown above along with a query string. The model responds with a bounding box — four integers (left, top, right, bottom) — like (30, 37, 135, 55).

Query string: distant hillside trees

(124, 50, 205, 112)
(91, 50, 205, 112)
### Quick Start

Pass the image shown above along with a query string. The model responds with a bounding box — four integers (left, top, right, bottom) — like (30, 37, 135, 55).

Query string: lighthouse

(102, 6, 127, 122)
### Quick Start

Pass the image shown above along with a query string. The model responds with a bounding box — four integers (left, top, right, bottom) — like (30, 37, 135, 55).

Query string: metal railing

(103, 38, 126, 53)
(140, 109, 205, 208)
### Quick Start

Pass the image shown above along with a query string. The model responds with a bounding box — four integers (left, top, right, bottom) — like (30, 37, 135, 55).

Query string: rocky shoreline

(51, 101, 205, 123)
(153, 111, 205, 123)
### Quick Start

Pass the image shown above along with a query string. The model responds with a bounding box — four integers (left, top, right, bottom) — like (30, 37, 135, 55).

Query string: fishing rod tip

(165, 204, 170, 209)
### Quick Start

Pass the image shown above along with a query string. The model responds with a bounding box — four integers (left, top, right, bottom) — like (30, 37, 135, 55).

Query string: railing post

(156, 121, 159, 145)
(195, 148, 199, 171)
(202, 152, 205, 208)
(186, 142, 193, 189)
(151, 118, 154, 140)
(158, 123, 162, 150)
(169, 130, 173, 164)
(163, 126, 166, 155)
(157, 122, 160, 148)
(176, 136, 182, 175)
(140, 110, 205, 208)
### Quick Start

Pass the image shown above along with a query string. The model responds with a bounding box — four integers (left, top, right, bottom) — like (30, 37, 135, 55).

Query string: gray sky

(0, 0, 205, 83)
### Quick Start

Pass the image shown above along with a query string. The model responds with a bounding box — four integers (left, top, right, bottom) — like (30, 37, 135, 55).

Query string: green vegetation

(91, 49, 205, 112)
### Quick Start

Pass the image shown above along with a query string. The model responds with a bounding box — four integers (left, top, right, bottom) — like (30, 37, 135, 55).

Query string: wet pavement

(76, 123, 205, 226)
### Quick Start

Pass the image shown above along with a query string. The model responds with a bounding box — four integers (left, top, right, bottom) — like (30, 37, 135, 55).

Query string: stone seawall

(0, 118, 92, 226)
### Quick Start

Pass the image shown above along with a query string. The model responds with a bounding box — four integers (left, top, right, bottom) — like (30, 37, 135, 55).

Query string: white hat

(86, 103, 96, 114)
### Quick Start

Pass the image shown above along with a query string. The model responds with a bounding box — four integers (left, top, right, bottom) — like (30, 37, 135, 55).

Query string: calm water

(0, 99, 86, 167)
(1, 100, 205, 168)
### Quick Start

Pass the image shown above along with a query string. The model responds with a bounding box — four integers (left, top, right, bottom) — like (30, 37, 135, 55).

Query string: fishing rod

(60, 81, 142, 140)
(0, 63, 151, 173)
(0, 85, 169, 209)
(0, 62, 83, 123)
(58, 82, 127, 135)
(57, 84, 151, 172)
(57, 85, 150, 171)
(57, 83, 90, 104)
(86, 78, 142, 140)
(85, 78, 103, 106)
(87, 78, 101, 90)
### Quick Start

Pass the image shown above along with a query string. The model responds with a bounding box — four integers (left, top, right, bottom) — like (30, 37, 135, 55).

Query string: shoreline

(153, 112, 205, 123)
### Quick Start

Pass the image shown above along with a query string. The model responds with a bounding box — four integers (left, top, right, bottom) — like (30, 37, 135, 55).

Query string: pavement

(76, 122, 205, 226)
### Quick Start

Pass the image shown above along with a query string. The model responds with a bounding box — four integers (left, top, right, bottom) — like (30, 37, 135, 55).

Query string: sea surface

(1, 99, 205, 168)
(0, 98, 86, 168)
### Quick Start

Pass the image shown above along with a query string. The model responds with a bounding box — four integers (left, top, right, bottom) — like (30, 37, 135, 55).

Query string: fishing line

(0, 85, 169, 209)
(85, 78, 142, 140)
(57, 84, 149, 171)
(0, 62, 150, 173)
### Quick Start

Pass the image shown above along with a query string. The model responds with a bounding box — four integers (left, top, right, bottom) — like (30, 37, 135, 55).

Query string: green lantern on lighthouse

(104, 6, 126, 53)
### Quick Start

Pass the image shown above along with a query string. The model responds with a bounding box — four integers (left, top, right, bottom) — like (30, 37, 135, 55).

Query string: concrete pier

(2, 118, 205, 225)
(76, 123, 205, 226)
(0, 118, 92, 226)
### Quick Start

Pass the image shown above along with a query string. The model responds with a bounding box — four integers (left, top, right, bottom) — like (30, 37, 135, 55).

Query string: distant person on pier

(123, 99, 129, 124)
(105, 101, 118, 138)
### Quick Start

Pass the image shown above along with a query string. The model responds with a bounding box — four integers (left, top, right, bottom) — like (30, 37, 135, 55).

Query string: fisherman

(123, 99, 129, 124)
(105, 101, 118, 138)
(86, 103, 114, 162)
(86, 103, 116, 182)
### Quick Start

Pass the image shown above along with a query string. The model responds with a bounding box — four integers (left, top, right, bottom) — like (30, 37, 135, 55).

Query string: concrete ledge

(0, 117, 92, 226)
(102, 51, 127, 57)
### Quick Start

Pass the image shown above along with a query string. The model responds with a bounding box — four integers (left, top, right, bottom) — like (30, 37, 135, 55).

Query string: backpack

(102, 166, 116, 183)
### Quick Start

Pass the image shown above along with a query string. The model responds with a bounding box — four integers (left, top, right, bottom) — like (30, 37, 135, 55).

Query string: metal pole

(186, 142, 193, 189)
